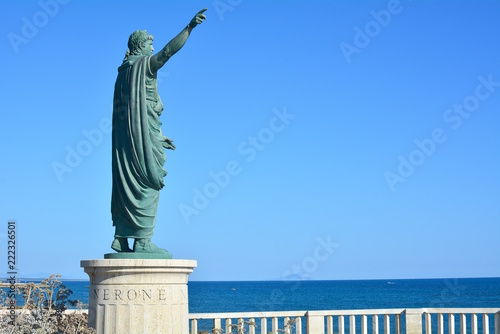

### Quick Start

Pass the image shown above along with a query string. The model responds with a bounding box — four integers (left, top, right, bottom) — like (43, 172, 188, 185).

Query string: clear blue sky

(0, 0, 499, 281)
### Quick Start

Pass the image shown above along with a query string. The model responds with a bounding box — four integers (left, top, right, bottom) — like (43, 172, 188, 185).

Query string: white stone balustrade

(2, 306, 498, 333)
(189, 308, 500, 334)
(423, 309, 500, 334)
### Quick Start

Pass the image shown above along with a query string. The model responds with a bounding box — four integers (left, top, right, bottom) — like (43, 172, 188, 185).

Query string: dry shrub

(0, 274, 95, 334)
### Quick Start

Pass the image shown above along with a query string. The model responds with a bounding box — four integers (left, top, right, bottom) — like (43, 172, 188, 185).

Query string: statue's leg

(133, 238, 169, 254)
(111, 237, 132, 252)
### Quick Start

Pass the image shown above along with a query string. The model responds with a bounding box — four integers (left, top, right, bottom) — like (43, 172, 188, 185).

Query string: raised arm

(150, 8, 207, 74)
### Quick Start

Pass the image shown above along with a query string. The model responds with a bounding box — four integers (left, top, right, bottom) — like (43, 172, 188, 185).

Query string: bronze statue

(109, 9, 206, 258)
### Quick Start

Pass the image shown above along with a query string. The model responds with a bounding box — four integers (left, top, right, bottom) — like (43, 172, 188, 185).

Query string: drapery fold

(111, 55, 166, 238)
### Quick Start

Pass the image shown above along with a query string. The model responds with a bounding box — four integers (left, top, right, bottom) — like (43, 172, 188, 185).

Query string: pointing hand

(189, 8, 207, 29)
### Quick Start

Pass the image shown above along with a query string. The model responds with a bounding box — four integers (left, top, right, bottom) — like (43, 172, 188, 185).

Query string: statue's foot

(111, 237, 132, 252)
(133, 238, 169, 254)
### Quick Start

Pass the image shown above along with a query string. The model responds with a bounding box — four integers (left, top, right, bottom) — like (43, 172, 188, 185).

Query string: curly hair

(125, 30, 154, 58)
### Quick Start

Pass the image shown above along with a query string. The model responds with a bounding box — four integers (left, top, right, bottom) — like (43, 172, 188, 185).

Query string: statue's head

(127, 30, 154, 56)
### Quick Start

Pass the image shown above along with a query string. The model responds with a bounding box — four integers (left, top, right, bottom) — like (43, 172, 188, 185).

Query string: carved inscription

(92, 288, 172, 303)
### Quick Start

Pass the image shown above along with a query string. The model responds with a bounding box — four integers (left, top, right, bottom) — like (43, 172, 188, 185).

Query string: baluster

(339, 315, 345, 334)
(327, 315, 333, 334)
(495, 313, 499, 334)
(213, 319, 222, 334)
(425, 313, 432, 334)
(361, 315, 367, 334)
(191, 319, 197, 334)
(226, 318, 232, 334)
(482, 314, 489, 334)
(261, 317, 267, 334)
(239, 318, 244, 334)
(438, 314, 444, 334)
(296, 316, 302, 334)
(372, 315, 379, 334)
(449, 314, 455, 334)
(460, 314, 466, 334)
(383, 314, 390, 334)
(395, 314, 401, 334)
(350, 315, 356, 334)
(284, 316, 290, 334)
(471, 314, 478, 334)
(249, 317, 256, 334)
(272, 317, 278, 334)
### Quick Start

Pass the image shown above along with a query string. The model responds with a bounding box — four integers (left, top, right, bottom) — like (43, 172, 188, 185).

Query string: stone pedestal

(80, 259, 196, 334)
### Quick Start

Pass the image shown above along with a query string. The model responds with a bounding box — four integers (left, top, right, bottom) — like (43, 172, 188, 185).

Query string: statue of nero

(110, 9, 206, 257)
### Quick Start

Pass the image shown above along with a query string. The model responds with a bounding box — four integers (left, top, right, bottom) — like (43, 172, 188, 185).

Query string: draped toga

(111, 55, 167, 239)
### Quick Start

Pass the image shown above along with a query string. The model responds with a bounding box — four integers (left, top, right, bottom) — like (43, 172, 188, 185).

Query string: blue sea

(13, 278, 500, 332)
